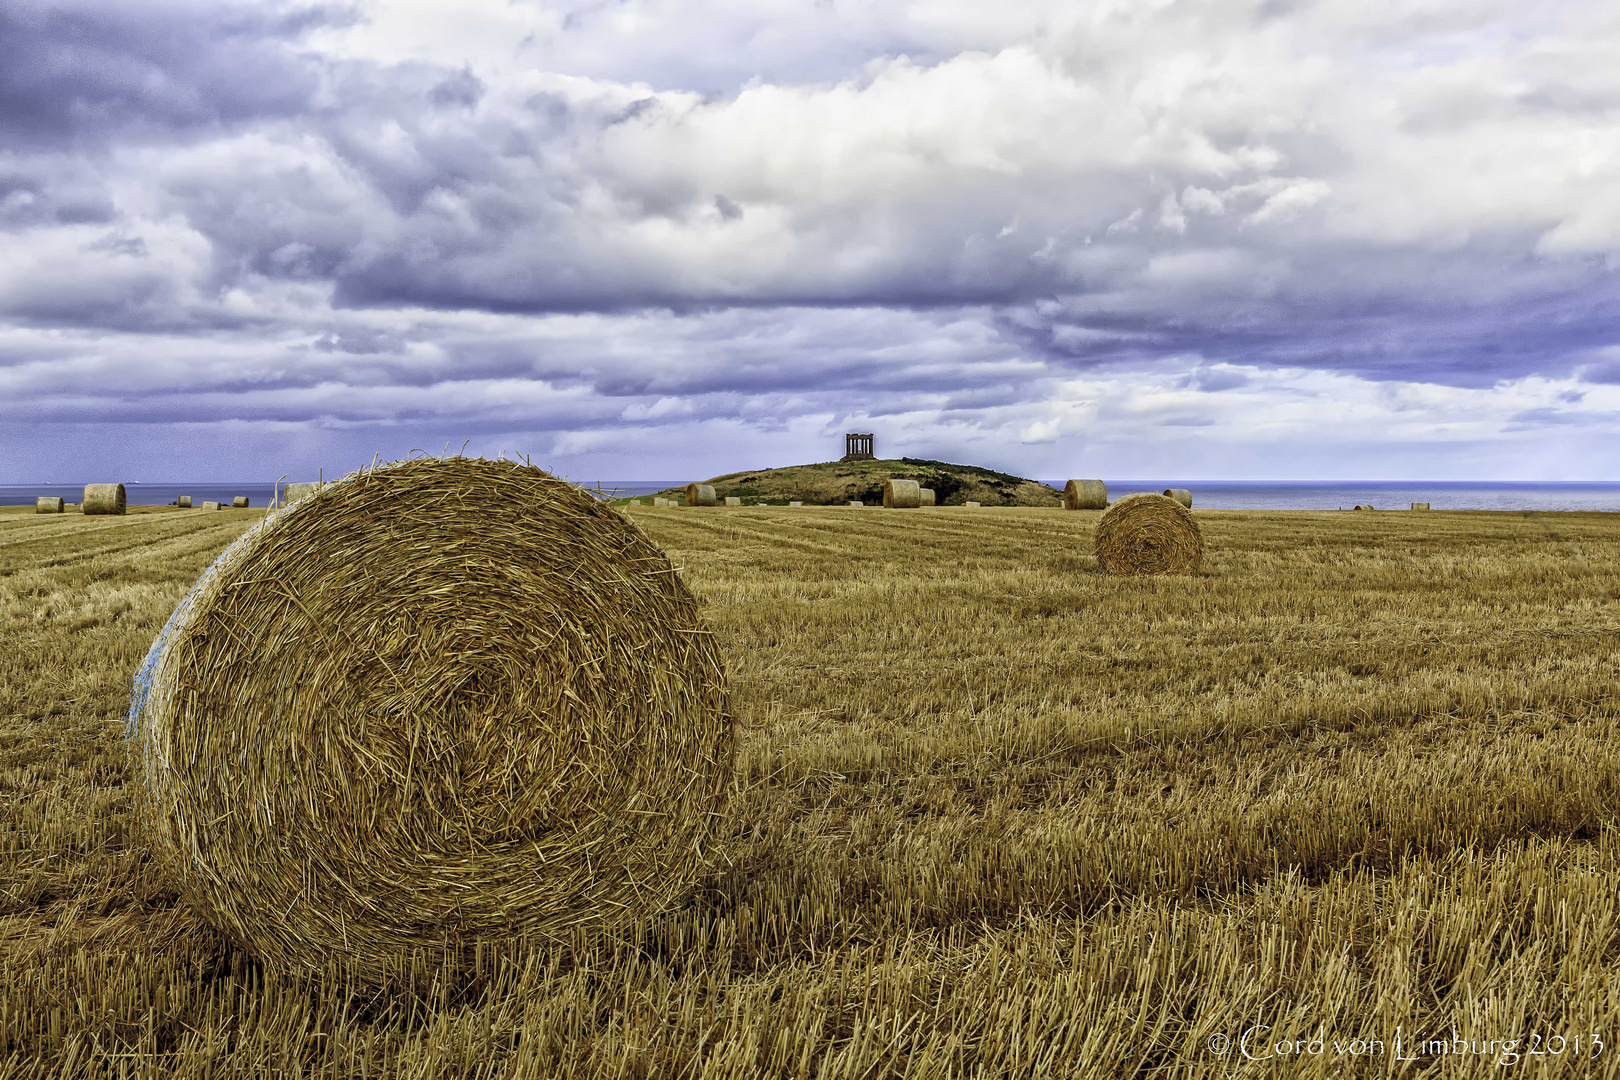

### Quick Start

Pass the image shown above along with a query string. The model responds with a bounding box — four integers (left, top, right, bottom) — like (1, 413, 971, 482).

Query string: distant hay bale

(126, 457, 733, 984)
(685, 484, 717, 507)
(1063, 479, 1108, 510)
(882, 479, 921, 509)
(848, 500, 864, 507)
(1355, 505, 1374, 511)
(789, 501, 802, 507)
(82, 483, 126, 516)
(36, 497, 64, 514)
(724, 496, 741, 507)
(232, 496, 249, 508)
(1093, 493, 1203, 576)
(201, 501, 222, 511)
(177, 496, 192, 508)
(965, 501, 981, 508)
(1162, 488, 1192, 509)
(919, 488, 935, 506)
(1411, 502, 1430, 510)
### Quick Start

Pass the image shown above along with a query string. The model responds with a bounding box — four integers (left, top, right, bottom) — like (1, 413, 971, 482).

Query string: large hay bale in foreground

(882, 479, 921, 508)
(1162, 488, 1192, 508)
(1093, 493, 1203, 576)
(36, 497, 64, 514)
(685, 484, 717, 507)
(82, 484, 126, 515)
(127, 457, 733, 983)
(1063, 479, 1107, 510)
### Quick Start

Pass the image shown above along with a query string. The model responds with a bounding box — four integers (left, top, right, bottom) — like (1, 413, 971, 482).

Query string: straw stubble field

(3, 502, 1620, 1077)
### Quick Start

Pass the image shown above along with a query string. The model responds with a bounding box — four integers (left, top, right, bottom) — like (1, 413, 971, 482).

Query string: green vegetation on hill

(643, 458, 1062, 506)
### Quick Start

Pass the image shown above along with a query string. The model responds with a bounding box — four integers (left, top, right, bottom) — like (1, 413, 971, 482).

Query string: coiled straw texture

(1093, 493, 1203, 576)
(127, 457, 734, 983)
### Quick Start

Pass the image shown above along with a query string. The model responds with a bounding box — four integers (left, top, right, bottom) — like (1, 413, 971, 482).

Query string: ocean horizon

(6, 479, 1620, 512)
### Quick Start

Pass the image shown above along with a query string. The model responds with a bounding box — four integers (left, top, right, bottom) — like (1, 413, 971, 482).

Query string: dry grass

(5, 502, 1620, 1076)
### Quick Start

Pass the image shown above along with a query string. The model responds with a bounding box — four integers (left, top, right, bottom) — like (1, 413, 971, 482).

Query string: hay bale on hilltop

(685, 484, 717, 507)
(82, 484, 126, 516)
(1063, 479, 1107, 510)
(177, 496, 192, 508)
(232, 496, 249, 508)
(1162, 488, 1192, 508)
(1355, 505, 1373, 511)
(1411, 502, 1430, 510)
(201, 501, 221, 511)
(919, 488, 935, 506)
(882, 479, 921, 509)
(36, 497, 64, 514)
(1094, 493, 1203, 576)
(126, 457, 733, 984)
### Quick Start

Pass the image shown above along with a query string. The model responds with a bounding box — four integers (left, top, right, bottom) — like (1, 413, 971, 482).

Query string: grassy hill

(642, 458, 1062, 506)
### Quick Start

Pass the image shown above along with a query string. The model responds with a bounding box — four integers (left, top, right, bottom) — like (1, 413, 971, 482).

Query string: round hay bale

(82, 483, 126, 516)
(919, 488, 935, 506)
(1410, 502, 1430, 510)
(232, 496, 249, 508)
(882, 479, 921, 509)
(126, 457, 733, 983)
(177, 496, 192, 509)
(1063, 479, 1107, 510)
(965, 501, 981, 508)
(847, 500, 864, 507)
(36, 496, 65, 514)
(201, 501, 221, 511)
(1093, 493, 1203, 576)
(788, 501, 802, 507)
(1355, 505, 1374, 511)
(723, 496, 741, 507)
(1162, 488, 1192, 509)
(685, 484, 717, 507)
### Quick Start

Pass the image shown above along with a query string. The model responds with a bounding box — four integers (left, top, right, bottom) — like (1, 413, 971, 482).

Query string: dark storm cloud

(0, 0, 349, 147)
(3, 0, 1620, 483)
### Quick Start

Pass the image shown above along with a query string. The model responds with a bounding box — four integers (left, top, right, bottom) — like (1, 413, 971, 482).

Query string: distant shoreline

(4, 479, 1620, 512)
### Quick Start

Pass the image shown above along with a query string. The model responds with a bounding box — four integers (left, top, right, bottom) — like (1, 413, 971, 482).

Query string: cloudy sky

(3, 0, 1618, 483)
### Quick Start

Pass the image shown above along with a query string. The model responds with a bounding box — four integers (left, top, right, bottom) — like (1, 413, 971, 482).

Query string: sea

(5, 480, 1620, 512)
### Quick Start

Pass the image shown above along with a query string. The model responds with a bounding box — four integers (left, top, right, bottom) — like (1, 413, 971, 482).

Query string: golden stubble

(3, 501, 1620, 1077)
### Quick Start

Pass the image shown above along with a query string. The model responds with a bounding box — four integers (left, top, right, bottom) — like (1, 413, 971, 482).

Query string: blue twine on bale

(126, 575, 207, 743)
(124, 502, 289, 743)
